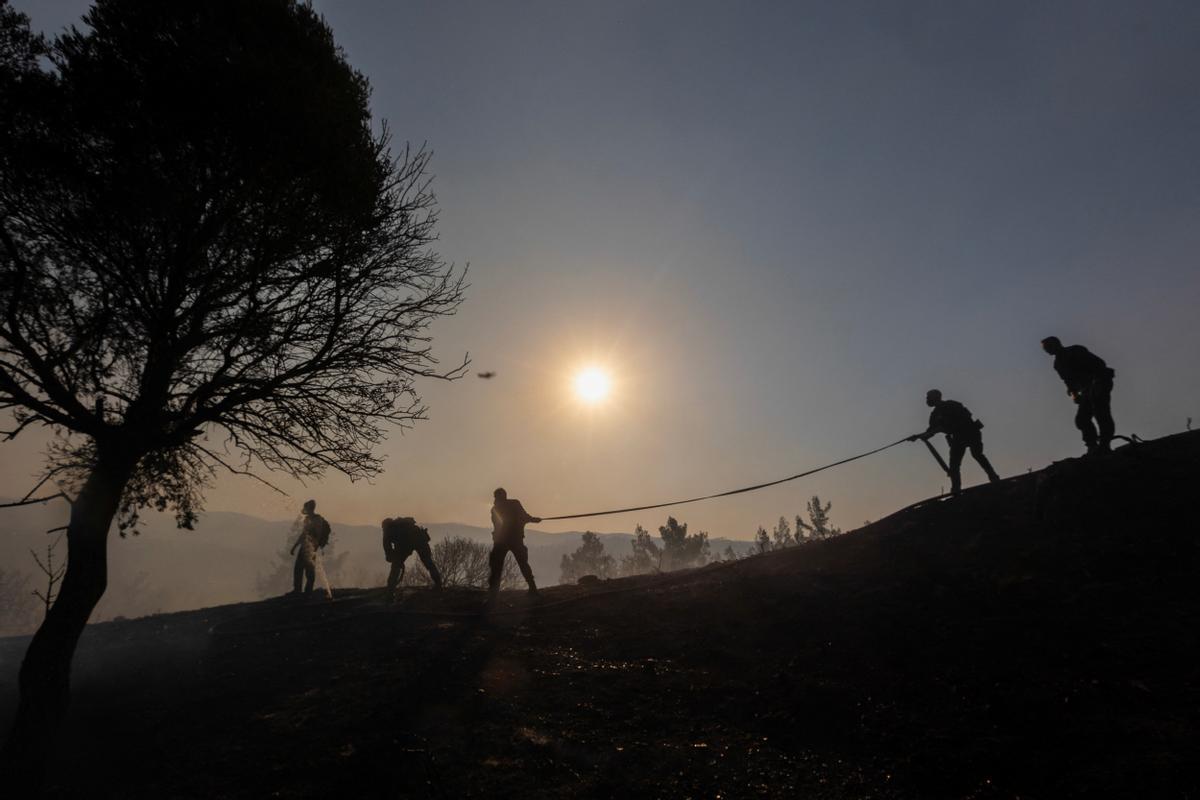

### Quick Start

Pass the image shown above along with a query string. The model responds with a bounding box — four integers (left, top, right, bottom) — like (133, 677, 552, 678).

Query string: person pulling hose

(907, 389, 1001, 496)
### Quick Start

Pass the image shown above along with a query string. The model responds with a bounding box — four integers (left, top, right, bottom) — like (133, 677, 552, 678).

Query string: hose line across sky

(540, 436, 912, 521)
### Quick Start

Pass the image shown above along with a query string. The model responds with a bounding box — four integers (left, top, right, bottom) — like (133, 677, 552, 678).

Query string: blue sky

(7, 1, 1199, 537)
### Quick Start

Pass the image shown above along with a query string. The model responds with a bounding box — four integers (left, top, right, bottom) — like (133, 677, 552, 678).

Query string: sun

(573, 366, 612, 405)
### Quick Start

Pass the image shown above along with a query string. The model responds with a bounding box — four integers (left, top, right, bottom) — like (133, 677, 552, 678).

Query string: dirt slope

(1, 432, 1197, 798)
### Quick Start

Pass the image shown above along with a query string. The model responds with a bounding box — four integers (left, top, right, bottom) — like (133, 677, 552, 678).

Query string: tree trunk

(0, 454, 136, 792)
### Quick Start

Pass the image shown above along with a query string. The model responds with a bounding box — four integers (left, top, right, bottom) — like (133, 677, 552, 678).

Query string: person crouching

(382, 517, 443, 596)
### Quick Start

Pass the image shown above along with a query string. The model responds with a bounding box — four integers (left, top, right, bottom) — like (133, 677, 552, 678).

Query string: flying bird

(477, 371, 496, 379)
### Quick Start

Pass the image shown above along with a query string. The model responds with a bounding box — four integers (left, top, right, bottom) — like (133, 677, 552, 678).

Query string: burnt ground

(1, 431, 1198, 799)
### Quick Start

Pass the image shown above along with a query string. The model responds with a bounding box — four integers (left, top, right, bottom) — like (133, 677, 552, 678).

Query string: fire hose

(540, 436, 913, 521)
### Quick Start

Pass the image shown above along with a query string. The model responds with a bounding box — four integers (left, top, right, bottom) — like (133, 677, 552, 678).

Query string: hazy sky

(7, 1, 1200, 538)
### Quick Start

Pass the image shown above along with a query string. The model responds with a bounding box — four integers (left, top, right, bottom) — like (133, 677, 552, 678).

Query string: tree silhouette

(772, 515, 794, 549)
(801, 495, 840, 540)
(0, 1, 464, 783)
(658, 516, 710, 571)
(621, 524, 662, 576)
(752, 525, 772, 554)
(560, 531, 616, 583)
(749, 500, 843, 554)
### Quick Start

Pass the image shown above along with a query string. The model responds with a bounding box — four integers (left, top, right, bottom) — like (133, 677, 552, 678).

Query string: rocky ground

(2, 431, 1198, 798)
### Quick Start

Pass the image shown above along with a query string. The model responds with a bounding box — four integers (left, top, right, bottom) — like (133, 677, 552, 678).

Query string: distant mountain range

(0, 499, 753, 624)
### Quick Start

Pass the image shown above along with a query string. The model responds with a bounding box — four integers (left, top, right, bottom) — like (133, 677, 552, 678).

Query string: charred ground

(1, 432, 1198, 798)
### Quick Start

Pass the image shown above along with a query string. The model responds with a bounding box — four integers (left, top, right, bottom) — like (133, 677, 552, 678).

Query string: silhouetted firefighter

(382, 516, 442, 594)
(489, 488, 542, 597)
(290, 499, 331, 594)
(1041, 336, 1117, 454)
(908, 390, 1001, 495)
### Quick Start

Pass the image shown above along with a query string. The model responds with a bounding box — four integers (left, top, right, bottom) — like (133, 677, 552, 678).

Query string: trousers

(292, 547, 315, 593)
(1075, 375, 1115, 449)
(947, 433, 1000, 494)
(488, 538, 536, 593)
(386, 541, 442, 590)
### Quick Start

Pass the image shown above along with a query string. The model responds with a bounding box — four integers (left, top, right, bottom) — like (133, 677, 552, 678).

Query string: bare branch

(0, 493, 64, 509)
(190, 442, 286, 496)
(16, 472, 57, 502)
(29, 533, 66, 616)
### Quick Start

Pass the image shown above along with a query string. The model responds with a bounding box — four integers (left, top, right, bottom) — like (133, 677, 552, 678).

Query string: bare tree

(29, 534, 66, 618)
(0, 1, 465, 782)
(427, 536, 491, 588)
(404, 536, 519, 590)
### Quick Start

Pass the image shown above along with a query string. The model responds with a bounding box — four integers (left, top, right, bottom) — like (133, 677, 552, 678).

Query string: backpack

(308, 513, 332, 549)
(401, 516, 430, 544)
(386, 516, 429, 547)
(936, 400, 980, 436)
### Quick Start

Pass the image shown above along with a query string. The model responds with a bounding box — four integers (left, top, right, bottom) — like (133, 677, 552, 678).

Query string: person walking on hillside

(289, 499, 331, 594)
(1041, 336, 1117, 454)
(489, 488, 541, 598)
(382, 516, 443, 596)
(908, 390, 1001, 495)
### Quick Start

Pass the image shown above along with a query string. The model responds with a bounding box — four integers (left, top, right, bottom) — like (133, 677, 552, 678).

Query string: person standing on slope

(1041, 336, 1117, 454)
(488, 487, 541, 598)
(908, 389, 1001, 495)
(289, 499, 331, 594)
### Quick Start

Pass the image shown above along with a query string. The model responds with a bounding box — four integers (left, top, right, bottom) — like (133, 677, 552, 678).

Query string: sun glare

(573, 366, 612, 405)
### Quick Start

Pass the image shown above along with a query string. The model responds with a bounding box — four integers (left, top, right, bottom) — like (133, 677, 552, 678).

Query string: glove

(906, 434, 921, 442)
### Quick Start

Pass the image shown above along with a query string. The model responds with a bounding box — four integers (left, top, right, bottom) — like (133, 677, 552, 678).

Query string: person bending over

(382, 516, 442, 595)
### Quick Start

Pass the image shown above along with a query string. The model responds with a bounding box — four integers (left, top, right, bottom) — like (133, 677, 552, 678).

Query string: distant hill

(0, 500, 755, 624)
(2, 431, 1196, 797)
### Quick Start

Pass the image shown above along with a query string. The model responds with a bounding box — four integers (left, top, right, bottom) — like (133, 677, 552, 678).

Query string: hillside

(0, 502, 754, 627)
(1, 431, 1198, 798)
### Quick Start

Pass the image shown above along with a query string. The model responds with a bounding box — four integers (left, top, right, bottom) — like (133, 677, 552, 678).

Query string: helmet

(925, 389, 942, 403)
(1041, 336, 1062, 353)
(302, 499, 316, 513)
(493, 487, 507, 500)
